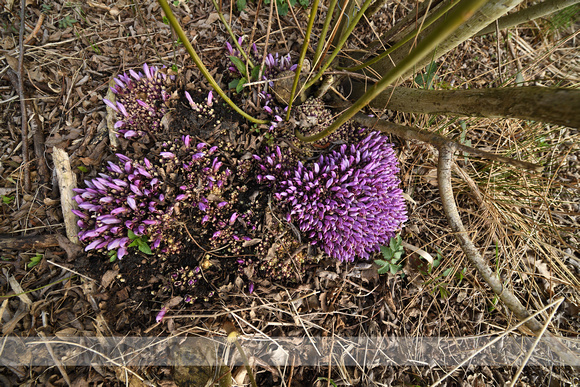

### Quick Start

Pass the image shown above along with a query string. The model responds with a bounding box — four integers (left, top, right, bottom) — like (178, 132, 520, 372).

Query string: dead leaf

(401, 240, 434, 265)
(5, 54, 19, 71)
(101, 270, 119, 289)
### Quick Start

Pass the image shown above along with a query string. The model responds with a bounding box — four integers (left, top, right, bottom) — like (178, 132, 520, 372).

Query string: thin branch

(23, 12, 44, 44)
(286, 0, 320, 119)
(476, 0, 580, 37)
(18, 0, 30, 192)
(437, 143, 580, 366)
(352, 113, 544, 172)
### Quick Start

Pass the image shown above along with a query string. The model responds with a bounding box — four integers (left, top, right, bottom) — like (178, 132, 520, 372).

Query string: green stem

(341, 0, 457, 72)
(296, 0, 489, 142)
(286, 0, 320, 120)
(312, 0, 339, 68)
(157, 0, 268, 124)
(303, 0, 374, 91)
(0, 276, 75, 299)
(210, 0, 254, 67)
(233, 338, 258, 387)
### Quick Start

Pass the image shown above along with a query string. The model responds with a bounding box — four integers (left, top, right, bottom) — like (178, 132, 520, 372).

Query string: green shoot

(375, 235, 405, 275)
(27, 253, 43, 269)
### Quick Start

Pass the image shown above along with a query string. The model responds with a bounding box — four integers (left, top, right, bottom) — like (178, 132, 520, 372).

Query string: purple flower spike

(103, 98, 118, 111)
(116, 102, 128, 117)
(207, 91, 213, 107)
(117, 245, 127, 259)
(183, 135, 191, 148)
(257, 131, 407, 262)
(156, 306, 168, 323)
(85, 238, 103, 251)
(127, 196, 137, 210)
(103, 63, 170, 139)
(129, 69, 141, 80)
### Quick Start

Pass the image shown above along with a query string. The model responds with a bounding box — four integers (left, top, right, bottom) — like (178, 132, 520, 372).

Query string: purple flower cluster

(226, 41, 296, 126)
(103, 63, 171, 139)
(73, 154, 171, 259)
(256, 131, 407, 262)
(159, 135, 254, 249)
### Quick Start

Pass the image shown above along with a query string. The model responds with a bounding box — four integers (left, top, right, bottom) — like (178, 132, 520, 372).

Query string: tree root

(437, 143, 579, 365)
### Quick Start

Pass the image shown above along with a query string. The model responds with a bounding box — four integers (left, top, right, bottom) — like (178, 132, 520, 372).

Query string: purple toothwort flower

(226, 42, 296, 121)
(105, 63, 172, 139)
(72, 153, 177, 259)
(257, 131, 407, 262)
(156, 306, 168, 323)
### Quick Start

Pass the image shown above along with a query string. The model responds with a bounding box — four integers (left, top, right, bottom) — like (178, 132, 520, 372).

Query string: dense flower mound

(159, 135, 254, 250)
(257, 131, 407, 262)
(103, 63, 171, 139)
(73, 154, 172, 259)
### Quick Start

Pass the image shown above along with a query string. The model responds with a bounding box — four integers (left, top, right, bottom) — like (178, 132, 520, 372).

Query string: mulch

(1, 1, 579, 386)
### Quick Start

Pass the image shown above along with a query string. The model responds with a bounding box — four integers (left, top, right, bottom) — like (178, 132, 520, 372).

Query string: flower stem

(341, 0, 458, 72)
(210, 0, 254, 67)
(285, 0, 320, 120)
(302, 0, 374, 91)
(296, 0, 489, 143)
(157, 0, 268, 124)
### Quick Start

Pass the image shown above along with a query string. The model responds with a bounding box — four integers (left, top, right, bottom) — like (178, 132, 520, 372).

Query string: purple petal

(103, 99, 118, 111)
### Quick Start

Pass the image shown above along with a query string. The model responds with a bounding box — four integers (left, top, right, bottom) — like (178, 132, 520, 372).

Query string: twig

(37, 332, 72, 387)
(353, 114, 544, 172)
(436, 143, 580, 366)
(23, 13, 45, 44)
(31, 102, 50, 196)
(0, 233, 59, 250)
(507, 297, 565, 387)
(46, 260, 96, 283)
(18, 0, 30, 192)
(431, 297, 566, 386)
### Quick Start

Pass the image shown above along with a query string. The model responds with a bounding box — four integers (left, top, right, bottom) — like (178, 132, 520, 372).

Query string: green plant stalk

(230, 334, 257, 387)
(303, 0, 374, 91)
(210, 0, 254, 67)
(0, 276, 75, 299)
(285, 0, 320, 120)
(342, 0, 458, 72)
(312, 0, 339, 68)
(157, 0, 267, 124)
(296, 0, 489, 142)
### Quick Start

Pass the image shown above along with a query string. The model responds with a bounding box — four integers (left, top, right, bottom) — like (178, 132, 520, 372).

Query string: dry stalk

(507, 297, 565, 387)
(18, 0, 30, 192)
(353, 114, 544, 172)
(437, 143, 579, 365)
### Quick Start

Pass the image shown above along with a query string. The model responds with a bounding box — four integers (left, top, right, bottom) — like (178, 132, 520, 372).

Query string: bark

(53, 148, 80, 245)
(476, 0, 580, 36)
(0, 234, 59, 250)
(357, 86, 580, 128)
